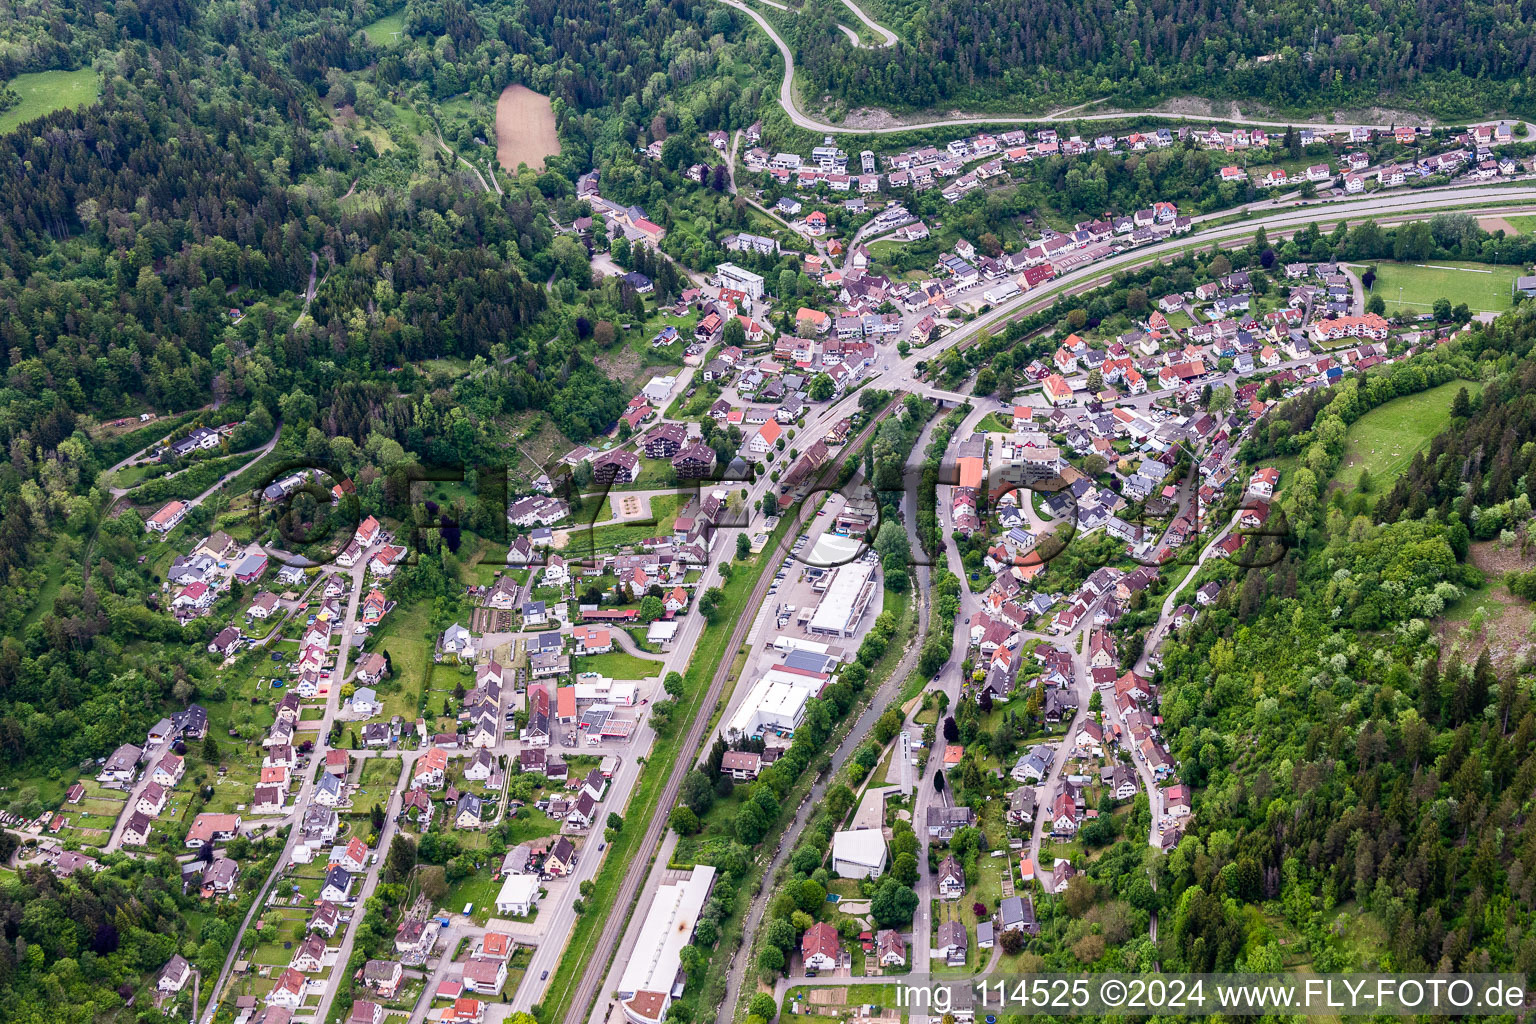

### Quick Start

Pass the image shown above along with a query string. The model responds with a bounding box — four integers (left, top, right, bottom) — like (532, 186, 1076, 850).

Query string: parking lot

(762, 490, 881, 649)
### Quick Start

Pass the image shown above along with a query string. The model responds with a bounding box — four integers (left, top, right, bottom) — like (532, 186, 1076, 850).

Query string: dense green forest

(794, 0, 1536, 117)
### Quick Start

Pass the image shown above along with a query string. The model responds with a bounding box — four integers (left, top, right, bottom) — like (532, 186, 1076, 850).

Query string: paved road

(715, 0, 1534, 138)
(554, 403, 903, 1024)
(838, 0, 896, 46)
(1024, 605, 1097, 872)
(199, 554, 372, 1022)
(193, 181, 1536, 1022)
(711, 409, 943, 1022)
(518, 406, 820, 1013)
(310, 756, 414, 1024)
(1135, 511, 1241, 680)
(178, 431, 282, 509)
(536, 183, 1536, 1020)
(607, 627, 667, 663)
(293, 253, 322, 329)
(112, 422, 280, 532)
(514, 517, 738, 1012)
(108, 433, 271, 500)
(869, 186, 1536, 408)
(408, 917, 484, 1023)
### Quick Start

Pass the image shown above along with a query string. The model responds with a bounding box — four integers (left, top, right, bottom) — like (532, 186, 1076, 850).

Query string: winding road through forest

(837, 0, 896, 46)
(718, 0, 1532, 137)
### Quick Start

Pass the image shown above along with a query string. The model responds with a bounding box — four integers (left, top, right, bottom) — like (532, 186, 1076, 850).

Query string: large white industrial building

(724, 666, 828, 740)
(808, 560, 878, 638)
(832, 829, 889, 879)
(617, 865, 716, 1023)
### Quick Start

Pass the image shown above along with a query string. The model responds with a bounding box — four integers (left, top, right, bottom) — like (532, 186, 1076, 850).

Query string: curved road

(838, 0, 896, 46)
(718, 0, 1530, 137)
(550, 185, 1536, 1020)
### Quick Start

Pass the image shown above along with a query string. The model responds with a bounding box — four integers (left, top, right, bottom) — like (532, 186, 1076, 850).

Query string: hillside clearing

(0, 68, 99, 135)
(1332, 381, 1481, 491)
(361, 10, 407, 46)
(495, 84, 559, 173)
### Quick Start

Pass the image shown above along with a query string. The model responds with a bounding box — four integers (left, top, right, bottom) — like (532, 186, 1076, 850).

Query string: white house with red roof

(354, 516, 381, 548)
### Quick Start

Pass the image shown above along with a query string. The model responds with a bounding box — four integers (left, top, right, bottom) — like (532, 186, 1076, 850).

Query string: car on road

(540, 970, 549, 980)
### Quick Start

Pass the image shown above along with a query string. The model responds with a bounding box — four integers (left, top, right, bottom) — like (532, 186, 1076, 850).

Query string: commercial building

(616, 866, 717, 1024)
(831, 829, 888, 879)
(807, 560, 878, 638)
(723, 666, 827, 740)
(572, 674, 638, 707)
(493, 874, 541, 917)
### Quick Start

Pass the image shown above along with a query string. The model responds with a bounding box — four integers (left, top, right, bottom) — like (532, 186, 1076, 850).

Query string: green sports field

(0, 68, 99, 135)
(1360, 261, 1521, 316)
(1333, 380, 1483, 490)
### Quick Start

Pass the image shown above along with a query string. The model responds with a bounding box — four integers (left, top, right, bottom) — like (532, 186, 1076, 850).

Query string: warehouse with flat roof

(617, 865, 716, 1024)
(832, 828, 889, 879)
(724, 666, 828, 740)
(807, 560, 878, 638)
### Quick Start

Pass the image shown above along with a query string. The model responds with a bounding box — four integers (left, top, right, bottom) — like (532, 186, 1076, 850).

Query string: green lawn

(501, 805, 562, 847)
(0, 68, 100, 135)
(444, 868, 505, 926)
(1359, 260, 1522, 315)
(19, 554, 66, 630)
(974, 412, 1013, 433)
(575, 494, 683, 554)
(1499, 214, 1536, 235)
(372, 599, 434, 716)
(1331, 380, 1482, 490)
(361, 9, 408, 45)
(573, 649, 663, 679)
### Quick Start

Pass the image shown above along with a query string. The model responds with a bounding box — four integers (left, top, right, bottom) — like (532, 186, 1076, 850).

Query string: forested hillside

(0, 838, 282, 1024)
(795, 0, 1536, 116)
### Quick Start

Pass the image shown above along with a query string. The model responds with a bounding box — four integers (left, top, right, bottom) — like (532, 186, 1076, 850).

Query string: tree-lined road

(837, 0, 896, 46)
